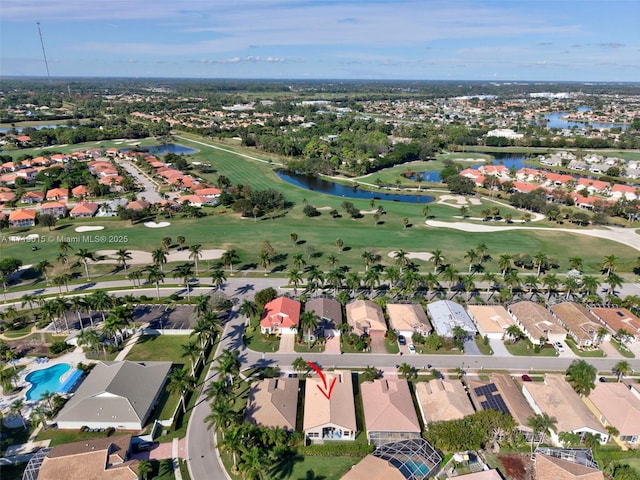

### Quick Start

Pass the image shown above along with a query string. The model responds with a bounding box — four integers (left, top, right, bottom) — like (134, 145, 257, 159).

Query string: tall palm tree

(613, 360, 631, 382)
(398, 363, 415, 379)
(181, 341, 201, 377)
(430, 249, 445, 274)
(601, 254, 619, 276)
(287, 268, 303, 295)
(77, 328, 103, 355)
(152, 248, 168, 272)
(138, 460, 152, 480)
(69, 296, 87, 330)
(542, 273, 561, 300)
(52, 297, 71, 332)
(239, 300, 259, 320)
(88, 290, 112, 323)
(464, 249, 479, 273)
(361, 250, 376, 272)
(326, 269, 344, 296)
(306, 266, 325, 294)
(222, 249, 239, 274)
(40, 299, 59, 333)
(194, 294, 210, 318)
(35, 260, 53, 284)
(533, 251, 549, 278)
(606, 273, 623, 299)
(57, 252, 69, 272)
(145, 265, 166, 300)
(569, 256, 584, 271)
(326, 254, 339, 269)
(173, 264, 194, 301)
(167, 367, 195, 414)
(30, 403, 49, 431)
(345, 272, 361, 296)
(206, 400, 239, 440)
(74, 248, 96, 280)
(51, 274, 70, 294)
(291, 253, 306, 270)
(527, 412, 558, 456)
(127, 269, 143, 288)
(9, 399, 27, 429)
(393, 249, 410, 273)
(258, 251, 271, 274)
(581, 276, 600, 297)
(363, 268, 380, 295)
(20, 293, 38, 313)
(498, 254, 513, 277)
(115, 248, 132, 271)
(189, 244, 203, 276)
(299, 311, 319, 346)
(211, 269, 226, 292)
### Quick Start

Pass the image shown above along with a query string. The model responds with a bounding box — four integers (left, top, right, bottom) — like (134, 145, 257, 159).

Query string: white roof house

(427, 300, 477, 338)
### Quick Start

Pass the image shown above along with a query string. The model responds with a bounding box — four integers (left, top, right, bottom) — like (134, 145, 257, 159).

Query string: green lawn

(244, 329, 280, 353)
(281, 455, 361, 480)
(125, 334, 192, 363)
(610, 338, 636, 358)
(36, 427, 120, 446)
(504, 340, 559, 357)
(474, 335, 494, 355)
(565, 338, 606, 358)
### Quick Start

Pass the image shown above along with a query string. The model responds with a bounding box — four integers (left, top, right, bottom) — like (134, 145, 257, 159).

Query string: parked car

(133, 441, 158, 452)
(599, 376, 609, 383)
(553, 341, 564, 353)
(398, 335, 406, 346)
(521, 374, 532, 382)
(408, 344, 416, 354)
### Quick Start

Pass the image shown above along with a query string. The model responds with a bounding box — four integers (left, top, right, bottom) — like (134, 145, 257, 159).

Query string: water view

(543, 111, 628, 131)
(276, 170, 435, 204)
(121, 143, 198, 155)
(0, 124, 71, 133)
(414, 152, 529, 182)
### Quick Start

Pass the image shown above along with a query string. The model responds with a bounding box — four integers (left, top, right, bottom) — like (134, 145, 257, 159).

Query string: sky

(1, 0, 639, 82)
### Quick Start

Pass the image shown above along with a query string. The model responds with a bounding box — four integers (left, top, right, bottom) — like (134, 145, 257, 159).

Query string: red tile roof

(260, 297, 301, 330)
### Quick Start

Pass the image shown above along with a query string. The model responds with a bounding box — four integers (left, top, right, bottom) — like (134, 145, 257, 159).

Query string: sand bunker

(75, 226, 105, 233)
(438, 194, 482, 206)
(96, 249, 225, 265)
(387, 251, 434, 262)
(144, 221, 171, 228)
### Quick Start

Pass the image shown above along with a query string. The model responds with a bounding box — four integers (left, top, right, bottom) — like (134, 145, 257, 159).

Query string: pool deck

(1, 346, 92, 428)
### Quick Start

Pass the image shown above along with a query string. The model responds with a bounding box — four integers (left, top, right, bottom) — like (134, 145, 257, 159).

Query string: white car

(408, 344, 416, 354)
(553, 342, 565, 353)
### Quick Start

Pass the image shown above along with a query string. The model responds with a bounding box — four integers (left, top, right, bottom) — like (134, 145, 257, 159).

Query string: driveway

(489, 338, 512, 357)
(278, 333, 295, 353)
(599, 341, 625, 359)
(463, 338, 481, 356)
(370, 332, 387, 354)
(324, 336, 341, 354)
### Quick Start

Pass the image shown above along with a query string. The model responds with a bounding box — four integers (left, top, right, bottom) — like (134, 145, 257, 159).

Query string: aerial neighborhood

(1, 76, 639, 480)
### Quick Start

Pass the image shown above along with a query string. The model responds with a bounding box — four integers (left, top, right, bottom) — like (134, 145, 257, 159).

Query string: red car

(521, 374, 532, 382)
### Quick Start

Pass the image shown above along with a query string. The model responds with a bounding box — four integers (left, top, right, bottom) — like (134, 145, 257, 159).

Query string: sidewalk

(114, 324, 148, 361)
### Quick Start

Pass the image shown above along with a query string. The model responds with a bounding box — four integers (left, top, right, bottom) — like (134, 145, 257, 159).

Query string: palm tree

(533, 251, 548, 277)
(20, 293, 38, 313)
(30, 403, 49, 431)
(441, 265, 459, 291)
(581, 276, 601, 297)
(326, 254, 339, 269)
(430, 249, 445, 274)
(161, 236, 172, 252)
(35, 260, 53, 284)
(145, 265, 166, 300)
(326, 269, 344, 296)
(258, 251, 271, 274)
(115, 248, 132, 271)
(564, 277, 579, 300)
(77, 328, 103, 355)
(361, 250, 376, 272)
(306, 266, 325, 294)
(569, 256, 584, 271)
(542, 273, 561, 300)
(527, 412, 558, 455)
(505, 325, 525, 344)
(464, 249, 479, 273)
(345, 272, 361, 296)
(52, 273, 70, 294)
(189, 244, 203, 275)
(173, 263, 194, 301)
(181, 341, 201, 377)
(40, 299, 58, 333)
(393, 249, 410, 273)
(9, 399, 27, 429)
(613, 360, 631, 382)
(138, 459, 152, 480)
(287, 268, 304, 295)
(239, 300, 259, 320)
(88, 290, 113, 323)
(74, 248, 96, 280)
(176, 235, 186, 251)
(211, 269, 226, 291)
(152, 248, 168, 272)
(69, 296, 87, 330)
(57, 252, 69, 271)
(565, 359, 597, 397)
(498, 253, 513, 277)
(335, 238, 344, 252)
(601, 254, 619, 276)
(167, 367, 195, 414)
(606, 273, 623, 299)
(299, 311, 319, 346)
(363, 268, 380, 295)
(205, 400, 239, 438)
(398, 362, 415, 379)
(291, 253, 306, 270)
(52, 297, 71, 332)
(222, 249, 239, 274)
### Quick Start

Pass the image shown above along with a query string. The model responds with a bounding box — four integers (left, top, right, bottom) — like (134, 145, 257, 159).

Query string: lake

(120, 143, 198, 155)
(0, 124, 71, 133)
(414, 152, 529, 182)
(543, 112, 628, 131)
(276, 171, 435, 204)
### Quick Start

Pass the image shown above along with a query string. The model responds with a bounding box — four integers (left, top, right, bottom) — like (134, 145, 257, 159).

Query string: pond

(276, 170, 435, 204)
(0, 124, 71, 133)
(542, 111, 628, 131)
(414, 152, 529, 182)
(120, 143, 198, 155)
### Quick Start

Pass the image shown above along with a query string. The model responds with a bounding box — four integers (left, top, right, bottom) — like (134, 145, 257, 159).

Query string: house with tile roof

(71, 185, 90, 198)
(507, 301, 567, 345)
(39, 201, 68, 219)
(69, 201, 99, 218)
(260, 296, 301, 334)
(521, 375, 608, 445)
(125, 199, 150, 211)
(8, 208, 36, 227)
(534, 451, 604, 480)
(33, 435, 139, 480)
(346, 300, 387, 337)
(549, 302, 601, 348)
(588, 306, 640, 342)
(584, 382, 640, 447)
(45, 187, 68, 201)
(304, 370, 356, 442)
(361, 378, 421, 446)
(20, 191, 45, 204)
(305, 297, 343, 336)
(467, 305, 516, 340)
(245, 378, 299, 431)
(415, 379, 475, 425)
(387, 303, 432, 339)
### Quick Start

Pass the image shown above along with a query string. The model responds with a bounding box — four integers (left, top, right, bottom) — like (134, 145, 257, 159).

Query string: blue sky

(1, 0, 639, 81)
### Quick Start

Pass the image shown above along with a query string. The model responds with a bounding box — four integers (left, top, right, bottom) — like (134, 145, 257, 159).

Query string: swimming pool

(25, 363, 82, 401)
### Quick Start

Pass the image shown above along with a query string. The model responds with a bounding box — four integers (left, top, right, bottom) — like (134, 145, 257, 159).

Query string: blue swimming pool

(25, 363, 82, 401)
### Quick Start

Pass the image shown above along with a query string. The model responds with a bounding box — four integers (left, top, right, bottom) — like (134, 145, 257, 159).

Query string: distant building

(486, 128, 524, 139)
